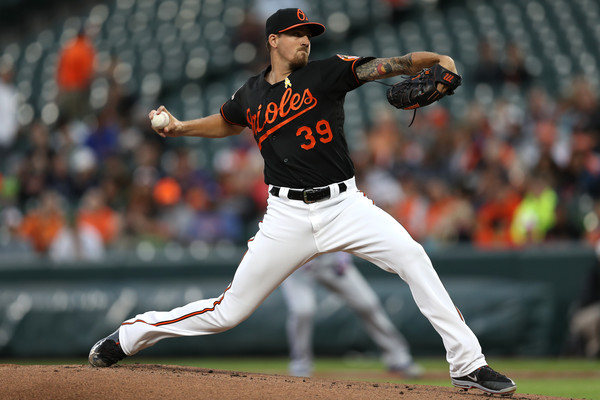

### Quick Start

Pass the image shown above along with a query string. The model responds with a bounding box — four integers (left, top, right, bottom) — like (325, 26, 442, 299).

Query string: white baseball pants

(118, 177, 486, 377)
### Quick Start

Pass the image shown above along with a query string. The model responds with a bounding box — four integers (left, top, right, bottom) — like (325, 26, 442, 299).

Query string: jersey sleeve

(220, 85, 248, 127)
(318, 55, 375, 94)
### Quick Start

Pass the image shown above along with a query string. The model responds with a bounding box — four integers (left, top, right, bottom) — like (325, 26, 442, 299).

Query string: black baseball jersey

(221, 54, 374, 188)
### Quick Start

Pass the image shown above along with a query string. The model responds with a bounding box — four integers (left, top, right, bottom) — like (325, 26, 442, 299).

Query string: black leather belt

(269, 183, 347, 204)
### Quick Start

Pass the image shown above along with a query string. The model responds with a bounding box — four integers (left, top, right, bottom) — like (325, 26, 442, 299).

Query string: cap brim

(279, 22, 325, 37)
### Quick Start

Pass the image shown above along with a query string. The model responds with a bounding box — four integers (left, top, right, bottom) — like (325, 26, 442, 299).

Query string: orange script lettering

(246, 87, 318, 149)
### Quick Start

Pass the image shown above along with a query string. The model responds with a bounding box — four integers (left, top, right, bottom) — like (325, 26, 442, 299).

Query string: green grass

(3, 357, 600, 399)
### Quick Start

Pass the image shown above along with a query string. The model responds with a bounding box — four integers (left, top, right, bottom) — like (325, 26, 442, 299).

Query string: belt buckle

(302, 188, 318, 204)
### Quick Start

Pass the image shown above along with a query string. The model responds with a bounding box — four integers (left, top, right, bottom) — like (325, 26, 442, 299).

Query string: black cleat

(88, 329, 126, 367)
(451, 365, 516, 396)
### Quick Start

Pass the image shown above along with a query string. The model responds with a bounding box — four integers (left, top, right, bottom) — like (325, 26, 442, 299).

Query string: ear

(267, 34, 278, 49)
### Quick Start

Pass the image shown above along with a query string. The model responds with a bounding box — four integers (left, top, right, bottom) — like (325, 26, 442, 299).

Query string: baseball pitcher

(89, 8, 516, 396)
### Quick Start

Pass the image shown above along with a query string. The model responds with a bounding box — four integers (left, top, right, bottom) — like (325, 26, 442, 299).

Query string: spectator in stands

(489, 98, 525, 144)
(151, 173, 245, 246)
(565, 76, 600, 132)
(85, 108, 119, 162)
(585, 201, 600, 246)
(47, 150, 75, 201)
(423, 108, 458, 177)
(524, 86, 556, 124)
(212, 135, 268, 235)
(0, 60, 19, 161)
(19, 190, 66, 255)
(509, 173, 558, 245)
(424, 178, 475, 247)
(392, 175, 428, 242)
(450, 102, 493, 175)
(545, 201, 583, 242)
(16, 122, 54, 207)
(177, 188, 244, 245)
(56, 28, 96, 121)
(555, 122, 600, 199)
(49, 211, 105, 262)
(516, 88, 559, 170)
(153, 176, 196, 244)
(0, 207, 33, 259)
(124, 165, 165, 242)
(361, 109, 404, 213)
(98, 153, 132, 210)
(473, 167, 521, 249)
(365, 109, 402, 169)
(69, 146, 99, 200)
(77, 187, 121, 247)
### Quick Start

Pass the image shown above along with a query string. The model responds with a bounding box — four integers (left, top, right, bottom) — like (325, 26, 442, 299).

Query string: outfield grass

(4, 357, 599, 399)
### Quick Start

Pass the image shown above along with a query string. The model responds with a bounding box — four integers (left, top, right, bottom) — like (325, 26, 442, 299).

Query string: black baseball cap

(265, 8, 325, 38)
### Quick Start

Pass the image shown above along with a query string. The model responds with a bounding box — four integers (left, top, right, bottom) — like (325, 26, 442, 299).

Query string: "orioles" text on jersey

(246, 87, 318, 149)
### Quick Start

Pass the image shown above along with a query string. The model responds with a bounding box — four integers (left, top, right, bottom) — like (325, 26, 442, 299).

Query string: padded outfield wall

(0, 245, 595, 358)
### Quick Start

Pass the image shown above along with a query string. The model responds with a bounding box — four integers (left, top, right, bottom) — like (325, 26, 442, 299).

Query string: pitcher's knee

(383, 240, 432, 275)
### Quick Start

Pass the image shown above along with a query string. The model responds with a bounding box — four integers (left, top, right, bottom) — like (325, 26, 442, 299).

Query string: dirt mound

(0, 364, 569, 400)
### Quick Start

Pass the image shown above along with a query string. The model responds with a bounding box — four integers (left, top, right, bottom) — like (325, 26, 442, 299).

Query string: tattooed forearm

(356, 54, 414, 81)
(355, 51, 454, 81)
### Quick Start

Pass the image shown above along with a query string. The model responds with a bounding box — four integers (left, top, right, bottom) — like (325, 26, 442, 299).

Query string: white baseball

(151, 112, 170, 129)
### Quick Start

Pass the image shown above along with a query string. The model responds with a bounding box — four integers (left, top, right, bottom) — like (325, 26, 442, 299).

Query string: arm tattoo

(356, 54, 415, 81)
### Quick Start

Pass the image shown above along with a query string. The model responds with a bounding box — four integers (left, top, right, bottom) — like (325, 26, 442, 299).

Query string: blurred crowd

(355, 79, 600, 250)
(1, 1, 600, 263)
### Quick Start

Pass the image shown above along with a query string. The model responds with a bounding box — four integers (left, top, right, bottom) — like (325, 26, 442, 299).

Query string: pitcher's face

(275, 27, 312, 70)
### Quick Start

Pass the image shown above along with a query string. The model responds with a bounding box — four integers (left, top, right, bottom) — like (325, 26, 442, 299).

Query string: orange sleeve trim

(351, 58, 361, 85)
(351, 58, 366, 86)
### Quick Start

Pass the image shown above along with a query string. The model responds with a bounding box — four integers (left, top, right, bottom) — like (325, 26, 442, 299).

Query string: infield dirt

(0, 364, 576, 399)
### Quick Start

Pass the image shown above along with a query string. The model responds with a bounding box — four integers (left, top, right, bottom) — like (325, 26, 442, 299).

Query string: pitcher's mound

(0, 364, 565, 400)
